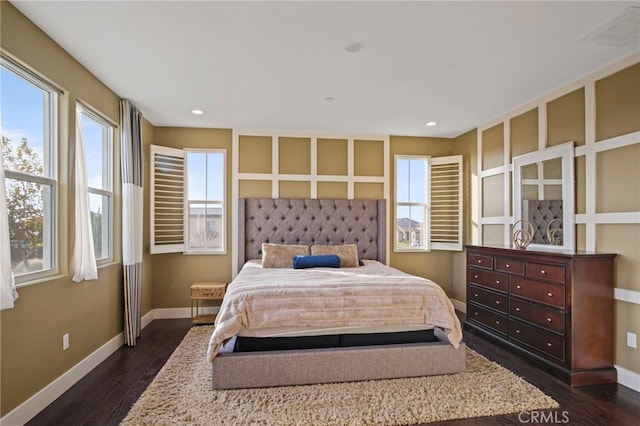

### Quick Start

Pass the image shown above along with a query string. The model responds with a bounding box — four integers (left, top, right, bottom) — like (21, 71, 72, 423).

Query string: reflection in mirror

(513, 142, 574, 251)
(521, 158, 563, 244)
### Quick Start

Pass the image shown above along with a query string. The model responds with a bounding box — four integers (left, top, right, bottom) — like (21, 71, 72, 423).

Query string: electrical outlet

(627, 332, 637, 349)
(63, 333, 70, 351)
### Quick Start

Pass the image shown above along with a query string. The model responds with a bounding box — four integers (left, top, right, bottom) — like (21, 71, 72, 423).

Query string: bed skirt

(211, 339, 466, 389)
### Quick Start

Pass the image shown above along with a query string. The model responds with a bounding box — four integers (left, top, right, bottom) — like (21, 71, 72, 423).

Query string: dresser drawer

(495, 257, 524, 275)
(510, 319, 565, 362)
(511, 277, 565, 309)
(526, 262, 565, 284)
(510, 299, 565, 335)
(469, 303, 508, 335)
(469, 285, 508, 314)
(468, 268, 509, 293)
(469, 253, 493, 270)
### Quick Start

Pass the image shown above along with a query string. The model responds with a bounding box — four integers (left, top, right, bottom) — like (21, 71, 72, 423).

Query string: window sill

(15, 273, 68, 289)
(184, 251, 227, 256)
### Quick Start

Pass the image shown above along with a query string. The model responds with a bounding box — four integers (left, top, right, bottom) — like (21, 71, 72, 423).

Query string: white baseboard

(0, 332, 124, 426)
(0, 310, 161, 426)
(450, 298, 466, 314)
(616, 364, 640, 393)
(2, 304, 635, 426)
(141, 309, 155, 329)
(153, 306, 219, 320)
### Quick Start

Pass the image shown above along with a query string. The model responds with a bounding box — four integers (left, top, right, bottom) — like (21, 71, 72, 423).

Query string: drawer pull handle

(541, 270, 547, 274)
(516, 285, 521, 289)
(496, 280, 500, 284)
(515, 307, 520, 312)
(515, 329, 520, 334)
(495, 320, 500, 325)
(548, 292, 553, 297)
(547, 318, 552, 322)
(547, 342, 552, 347)
(474, 275, 478, 279)
(506, 264, 510, 268)
(495, 300, 500, 304)
(474, 293, 478, 297)
(474, 312, 479, 316)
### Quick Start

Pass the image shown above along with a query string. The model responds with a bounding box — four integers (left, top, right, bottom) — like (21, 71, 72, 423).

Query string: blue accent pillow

(293, 254, 341, 269)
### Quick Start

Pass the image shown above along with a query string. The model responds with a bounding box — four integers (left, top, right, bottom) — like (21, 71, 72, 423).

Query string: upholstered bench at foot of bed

(211, 340, 466, 389)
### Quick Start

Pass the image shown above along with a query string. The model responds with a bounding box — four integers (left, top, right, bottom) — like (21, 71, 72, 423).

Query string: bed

(208, 198, 466, 389)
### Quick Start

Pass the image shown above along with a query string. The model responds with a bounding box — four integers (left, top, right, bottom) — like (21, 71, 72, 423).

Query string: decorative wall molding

(615, 288, 640, 305)
(232, 129, 391, 277)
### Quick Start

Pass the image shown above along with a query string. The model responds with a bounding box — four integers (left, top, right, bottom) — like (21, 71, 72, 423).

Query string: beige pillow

(311, 244, 359, 267)
(261, 243, 309, 268)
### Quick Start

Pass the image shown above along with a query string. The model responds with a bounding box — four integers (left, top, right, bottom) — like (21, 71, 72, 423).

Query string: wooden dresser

(464, 244, 616, 386)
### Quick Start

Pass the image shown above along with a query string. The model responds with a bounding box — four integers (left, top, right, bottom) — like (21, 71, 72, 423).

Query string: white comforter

(207, 260, 463, 361)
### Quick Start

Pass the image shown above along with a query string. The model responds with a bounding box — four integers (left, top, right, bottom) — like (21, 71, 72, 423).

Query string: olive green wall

(150, 128, 233, 308)
(0, 2, 151, 416)
(389, 136, 456, 295)
(451, 129, 478, 304)
(3, 2, 638, 418)
(476, 61, 640, 375)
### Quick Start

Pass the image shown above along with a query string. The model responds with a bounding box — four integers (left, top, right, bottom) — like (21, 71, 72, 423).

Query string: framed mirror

(512, 141, 575, 251)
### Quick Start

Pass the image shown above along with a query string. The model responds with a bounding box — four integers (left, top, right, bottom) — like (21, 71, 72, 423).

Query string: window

(394, 155, 462, 252)
(78, 104, 114, 262)
(150, 145, 226, 254)
(1, 57, 58, 282)
(186, 150, 225, 253)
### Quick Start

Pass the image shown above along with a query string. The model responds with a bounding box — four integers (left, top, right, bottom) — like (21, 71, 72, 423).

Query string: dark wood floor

(27, 316, 639, 426)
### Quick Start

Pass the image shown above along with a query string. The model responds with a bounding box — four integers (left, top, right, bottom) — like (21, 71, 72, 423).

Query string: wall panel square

(596, 144, 640, 213)
(482, 123, 504, 170)
(511, 108, 538, 158)
(279, 137, 311, 175)
(354, 182, 384, 199)
(239, 136, 272, 174)
(317, 138, 348, 175)
(317, 181, 348, 199)
(279, 180, 310, 198)
(354, 140, 384, 176)
(239, 180, 272, 198)
(547, 88, 585, 147)
(595, 63, 640, 141)
(482, 174, 504, 217)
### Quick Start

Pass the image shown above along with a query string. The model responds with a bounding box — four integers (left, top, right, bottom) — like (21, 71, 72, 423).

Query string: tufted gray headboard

(522, 199, 563, 244)
(237, 198, 386, 271)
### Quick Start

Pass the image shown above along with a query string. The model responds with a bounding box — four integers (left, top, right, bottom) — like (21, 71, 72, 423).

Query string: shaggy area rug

(121, 326, 557, 425)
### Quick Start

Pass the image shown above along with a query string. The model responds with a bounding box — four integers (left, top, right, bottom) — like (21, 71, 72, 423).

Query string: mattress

(234, 329, 437, 352)
(208, 259, 463, 361)
(237, 324, 434, 337)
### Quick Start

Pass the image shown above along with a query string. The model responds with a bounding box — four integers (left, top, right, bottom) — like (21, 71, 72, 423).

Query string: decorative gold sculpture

(546, 218, 563, 245)
(512, 219, 534, 249)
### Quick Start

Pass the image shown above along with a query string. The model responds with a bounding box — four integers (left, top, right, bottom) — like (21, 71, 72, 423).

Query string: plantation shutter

(430, 155, 463, 251)
(150, 145, 184, 253)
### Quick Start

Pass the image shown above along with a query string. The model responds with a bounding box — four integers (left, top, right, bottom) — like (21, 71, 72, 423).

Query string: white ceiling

(11, 1, 640, 138)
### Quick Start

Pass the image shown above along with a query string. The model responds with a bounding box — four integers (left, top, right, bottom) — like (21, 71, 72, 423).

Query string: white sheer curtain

(1, 146, 19, 309)
(71, 105, 98, 282)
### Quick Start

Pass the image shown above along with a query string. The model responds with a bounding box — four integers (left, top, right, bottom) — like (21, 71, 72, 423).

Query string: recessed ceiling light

(345, 42, 364, 53)
(425, 121, 437, 127)
(325, 96, 336, 102)
(191, 109, 204, 115)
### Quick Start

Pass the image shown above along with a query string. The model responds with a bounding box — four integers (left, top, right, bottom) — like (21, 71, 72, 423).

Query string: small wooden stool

(190, 281, 226, 325)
